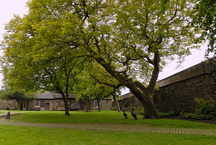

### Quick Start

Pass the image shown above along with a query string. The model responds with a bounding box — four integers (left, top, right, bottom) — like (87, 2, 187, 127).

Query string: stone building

(120, 60, 216, 113)
(29, 92, 79, 111)
(0, 91, 113, 111)
(0, 92, 78, 111)
(155, 60, 216, 113)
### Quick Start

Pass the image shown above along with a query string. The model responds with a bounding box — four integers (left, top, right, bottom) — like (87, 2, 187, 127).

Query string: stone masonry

(155, 60, 216, 113)
(120, 59, 216, 113)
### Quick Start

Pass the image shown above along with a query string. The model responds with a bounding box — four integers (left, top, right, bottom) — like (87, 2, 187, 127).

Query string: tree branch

(147, 51, 160, 91)
(89, 73, 121, 89)
(166, 0, 179, 25)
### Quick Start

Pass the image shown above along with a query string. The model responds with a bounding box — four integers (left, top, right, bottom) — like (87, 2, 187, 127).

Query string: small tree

(2, 15, 85, 116)
(74, 67, 119, 111)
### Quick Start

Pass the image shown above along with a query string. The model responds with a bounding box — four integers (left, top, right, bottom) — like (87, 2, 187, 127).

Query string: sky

(0, 0, 28, 35)
(0, 0, 207, 87)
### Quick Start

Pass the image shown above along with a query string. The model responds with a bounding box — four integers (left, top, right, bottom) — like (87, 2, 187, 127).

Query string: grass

(0, 110, 216, 145)
(0, 125, 215, 145)
(11, 111, 216, 129)
(0, 111, 4, 114)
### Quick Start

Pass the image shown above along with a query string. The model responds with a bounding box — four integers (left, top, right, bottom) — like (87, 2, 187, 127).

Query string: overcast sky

(0, 0, 207, 88)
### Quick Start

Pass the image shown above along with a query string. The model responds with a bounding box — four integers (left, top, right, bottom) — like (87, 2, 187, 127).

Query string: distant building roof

(34, 91, 76, 100)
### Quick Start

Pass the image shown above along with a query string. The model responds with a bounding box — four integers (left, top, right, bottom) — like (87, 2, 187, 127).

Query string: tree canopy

(2, 0, 201, 118)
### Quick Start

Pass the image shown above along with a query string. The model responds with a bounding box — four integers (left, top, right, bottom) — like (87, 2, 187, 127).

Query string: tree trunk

(113, 95, 121, 112)
(128, 85, 158, 118)
(95, 56, 159, 118)
(96, 98, 101, 112)
(63, 99, 70, 116)
(141, 99, 158, 118)
(85, 96, 92, 112)
(26, 100, 29, 111)
(87, 97, 91, 112)
(60, 92, 70, 116)
(19, 101, 24, 110)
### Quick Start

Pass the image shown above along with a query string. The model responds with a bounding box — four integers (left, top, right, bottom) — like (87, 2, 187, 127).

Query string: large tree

(2, 0, 200, 118)
(75, 0, 200, 118)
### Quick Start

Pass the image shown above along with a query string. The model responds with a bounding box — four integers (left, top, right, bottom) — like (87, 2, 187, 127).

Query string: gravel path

(0, 119, 216, 136)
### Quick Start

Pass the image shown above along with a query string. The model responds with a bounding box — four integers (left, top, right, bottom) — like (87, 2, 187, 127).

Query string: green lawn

(0, 110, 215, 145)
(0, 125, 215, 145)
(12, 111, 216, 129)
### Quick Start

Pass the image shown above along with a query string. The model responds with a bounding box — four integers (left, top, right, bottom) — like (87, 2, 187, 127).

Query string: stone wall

(155, 60, 216, 113)
(119, 60, 216, 113)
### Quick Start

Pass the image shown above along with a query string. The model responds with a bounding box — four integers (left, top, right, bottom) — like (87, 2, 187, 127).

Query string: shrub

(182, 98, 216, 120)
(182, 113, 215, 120)
(195, 98, 216, 116)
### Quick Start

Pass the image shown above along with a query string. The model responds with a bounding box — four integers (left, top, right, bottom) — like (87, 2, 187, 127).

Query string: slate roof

(34, 91, 76, 100)
(157, 61, 214, 87)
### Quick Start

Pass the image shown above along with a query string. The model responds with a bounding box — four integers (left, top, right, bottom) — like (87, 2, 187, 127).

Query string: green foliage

(2, 0, 201, 89)
(195, 98, 216, 115)
(1, 0, 202, 117)
(74, 63, 120, 102)
(182, 113, 215, 120)
(182, 98, 216, 120)
(2, 8, 85, 95)
(193, 0, 216, 53)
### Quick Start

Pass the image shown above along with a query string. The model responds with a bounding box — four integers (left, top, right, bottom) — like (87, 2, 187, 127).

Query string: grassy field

(0, 125, 215, 145)
(0, 110, 215, 145)
(11, 111, 216, 129)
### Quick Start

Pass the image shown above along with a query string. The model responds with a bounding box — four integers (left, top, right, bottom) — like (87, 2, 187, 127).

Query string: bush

(195, 98, 216, 115)
(182, 98, 216, 120)
(182, 113, 216, 120)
